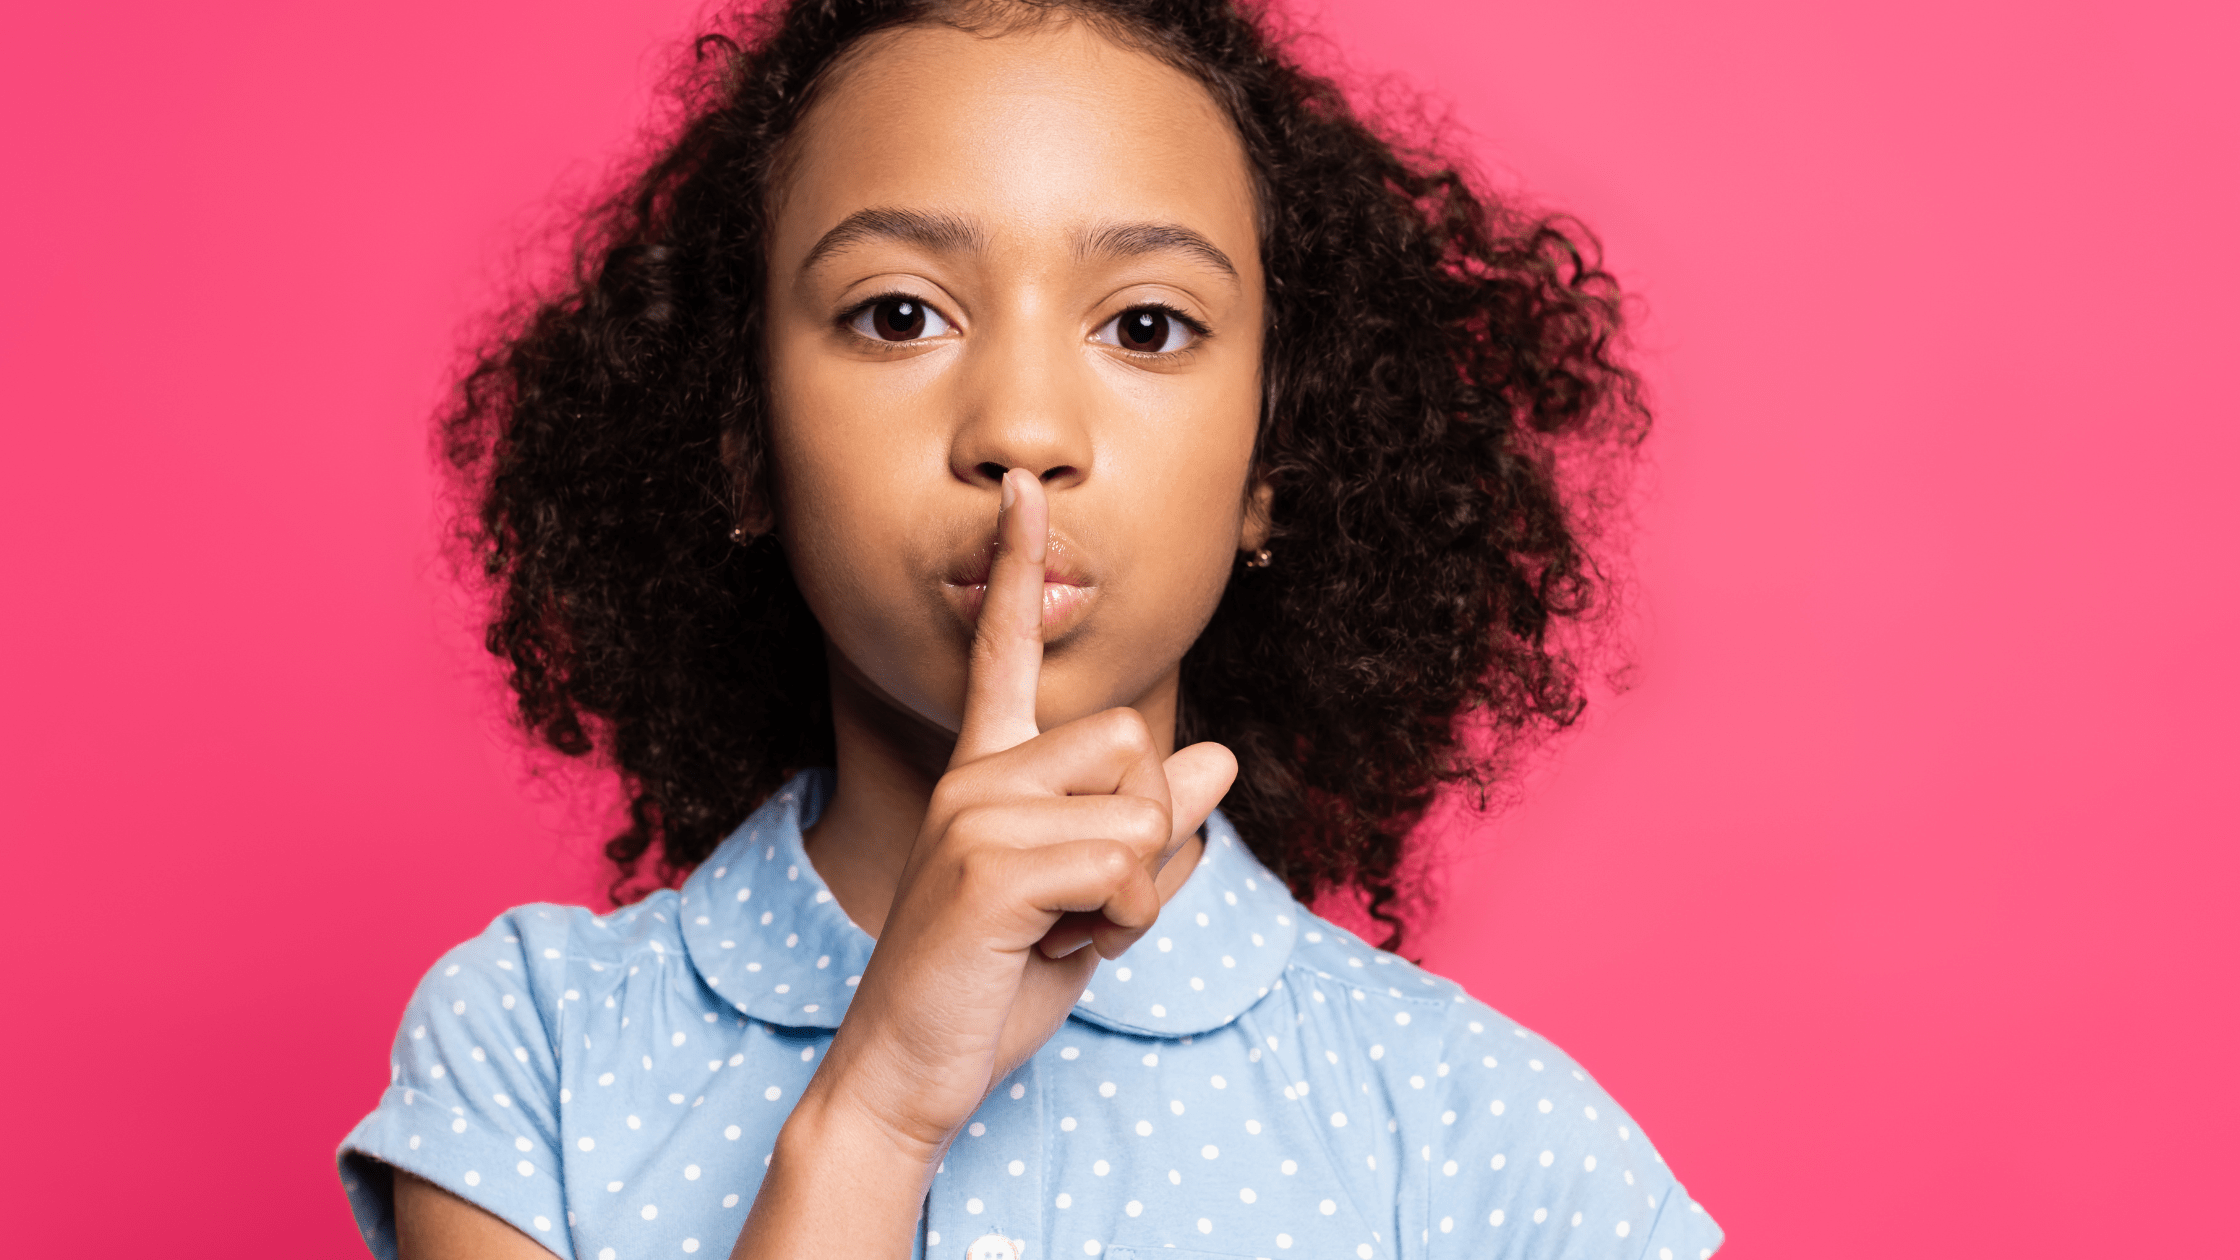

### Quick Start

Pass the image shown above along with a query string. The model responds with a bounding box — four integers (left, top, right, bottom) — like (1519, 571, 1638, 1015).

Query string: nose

(946, 314, 1093, 493)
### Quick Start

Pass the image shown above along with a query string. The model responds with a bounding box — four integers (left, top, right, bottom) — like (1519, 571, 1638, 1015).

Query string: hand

(806, 467, 1237, 1161)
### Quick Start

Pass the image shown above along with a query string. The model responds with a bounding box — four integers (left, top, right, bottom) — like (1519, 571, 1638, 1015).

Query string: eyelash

(835, 293, 1210, 358)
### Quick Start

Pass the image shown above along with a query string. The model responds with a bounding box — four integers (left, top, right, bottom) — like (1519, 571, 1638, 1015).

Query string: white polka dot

(1540, 1150, 1555, 1167)
(764, 1086, 781, 1101)
(1135, 1120, 1153, 1136)
(1060, 1046, 1080, 1060)
(1281, 1160, 1298, 1175)
(1157, 937, 1173, 951)
(1245, 1119, 1262, 1134)
(684, 1164, 701, 1180)
(642, 1204, 658, 1220)
(1009, 1160, 1026, 1175)
(1277, 1235, 1293, 1249)
(601, 1250, 617, 1260)
(1170, 1099, 1186, 1115)
(1150, 1004, 1166, 1017)
(1198, 1219, 1213, 1234)
(1126, 1201, 1144, 1217)
(1056, 1192, 1073, 1208)
(1532, 1208, 1547, 1224)
(683, 1240, 701, 1254)
(1492, 1154, 1506, 1170)
(969, 1123, 987, 1137)
(724, 1194, 739, 1208)
(1585, 1155, 1598, 1171)
(1061, 1117, 1078, 1132)
(606, 1181, 623, 1193)
(1490, 1099, 1506, 1115)
(1320, 1200, 1337, 1215)
(1356, 1246, 1373, 1258)
(1490, 1210, 1505, 1226)
(516, 1160, 534, 1177)
(1083, 1243, 1101, 1256)
(1329, 1112, 1348, 1128)
(599, 1072, 615, 1086)
(1617, 1221, 1632, 1238)
(1439, 1216, 1453, 1233)
(463, 1171, 480, 1186)
(1572, 1211, 1583, 1226)
(1141, 1052, 1159, 1067)
(1539, 1099, 1554, 1114)
(1093, 1160, 1110, 1176)
(723, 1124, 741, 1140)
(1241, 1187, 1257, 1203)
(1442, 1159, 1458, 1176)
(966, 1198, 983, 1214)
(627, 1115, 642, 1130)
(1011, 1082, 1027, 1100)
(532, 1215, 551, 1231)
(1099, 1081, 1117, 1098)
(451, 1118, 467, 1134)
(1394, 1012, 1411, 1025)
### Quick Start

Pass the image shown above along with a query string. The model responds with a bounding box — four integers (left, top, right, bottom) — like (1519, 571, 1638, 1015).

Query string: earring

(728, 524, 750, 544)
(1244, 547, 1273, 569)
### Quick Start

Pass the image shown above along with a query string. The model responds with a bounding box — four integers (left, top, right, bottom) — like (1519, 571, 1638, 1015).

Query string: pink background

(2, 0, 2233, 1255)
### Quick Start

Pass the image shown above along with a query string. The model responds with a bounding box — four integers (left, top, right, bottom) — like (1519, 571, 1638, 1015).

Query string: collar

(679, 769, 1300, 1038)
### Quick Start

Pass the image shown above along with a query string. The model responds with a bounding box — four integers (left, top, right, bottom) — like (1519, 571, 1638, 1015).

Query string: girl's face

(764, 18, 1267, 746)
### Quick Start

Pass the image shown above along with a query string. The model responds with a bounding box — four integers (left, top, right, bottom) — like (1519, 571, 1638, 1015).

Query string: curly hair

(444, 0, 1646, 949)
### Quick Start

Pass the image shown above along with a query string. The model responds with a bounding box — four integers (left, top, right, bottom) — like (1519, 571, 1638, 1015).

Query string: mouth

(940, 534, 1100, 638)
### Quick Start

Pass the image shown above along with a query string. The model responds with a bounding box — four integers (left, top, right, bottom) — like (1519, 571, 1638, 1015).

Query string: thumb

(1160, 741, 1239, 864)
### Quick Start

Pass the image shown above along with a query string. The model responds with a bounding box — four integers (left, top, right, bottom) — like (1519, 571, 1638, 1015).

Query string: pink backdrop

(2, 0, 2233, 1255)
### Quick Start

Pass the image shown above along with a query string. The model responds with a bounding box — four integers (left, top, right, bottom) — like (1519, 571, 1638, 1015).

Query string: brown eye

(847, 296, 952, 343)
(1094, 305, 1199, 355)
(1117, 308, 1169, 351)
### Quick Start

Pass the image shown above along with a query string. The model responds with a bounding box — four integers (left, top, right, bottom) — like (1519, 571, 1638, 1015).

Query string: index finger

(951, 468, 1046, 765)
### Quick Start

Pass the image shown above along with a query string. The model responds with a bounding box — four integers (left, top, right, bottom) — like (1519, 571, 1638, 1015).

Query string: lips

(940, 532, 1100, 636)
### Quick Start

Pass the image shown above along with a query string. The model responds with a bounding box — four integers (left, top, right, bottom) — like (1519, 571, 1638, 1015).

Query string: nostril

(975, 461, 1008, 483)
(1039, 466, 1076, 484)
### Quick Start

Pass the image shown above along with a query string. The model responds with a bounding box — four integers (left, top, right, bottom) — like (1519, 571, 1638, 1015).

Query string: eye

(1094, 305, 1201, 355)
(846, 296, 953, 343)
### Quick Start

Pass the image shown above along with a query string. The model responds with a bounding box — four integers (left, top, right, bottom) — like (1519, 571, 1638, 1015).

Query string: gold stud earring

(728, 524, 750, 544)
(1244, 547, 1273, 569)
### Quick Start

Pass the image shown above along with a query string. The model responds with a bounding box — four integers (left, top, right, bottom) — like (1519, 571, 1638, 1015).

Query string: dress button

(964, 1234, 1025, 1260)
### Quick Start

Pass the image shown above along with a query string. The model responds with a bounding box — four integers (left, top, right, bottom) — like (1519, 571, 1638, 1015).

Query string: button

(964, 1234, 1025, 1260)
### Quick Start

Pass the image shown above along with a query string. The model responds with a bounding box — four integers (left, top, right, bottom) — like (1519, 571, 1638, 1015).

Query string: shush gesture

(799, 468, 1238, 1166)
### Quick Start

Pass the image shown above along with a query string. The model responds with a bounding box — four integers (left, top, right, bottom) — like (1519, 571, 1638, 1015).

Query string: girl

(339, 2, 1723, 1258)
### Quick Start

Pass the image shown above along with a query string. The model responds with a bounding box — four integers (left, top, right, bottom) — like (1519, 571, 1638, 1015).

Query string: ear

(1238, 476, 1274, 552)
(720, 423, 777, 539)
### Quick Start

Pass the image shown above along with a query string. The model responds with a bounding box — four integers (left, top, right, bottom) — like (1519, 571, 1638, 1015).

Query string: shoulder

(411, 895, 688, 995)
(1278, 913, 1724, 1257)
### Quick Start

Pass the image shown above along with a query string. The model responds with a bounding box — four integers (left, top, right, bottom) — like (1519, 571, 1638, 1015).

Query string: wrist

(786, 1065, 950, 1174)
(732, 1080, 940, 1260)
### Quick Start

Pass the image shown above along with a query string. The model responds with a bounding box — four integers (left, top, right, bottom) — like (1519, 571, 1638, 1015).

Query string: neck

(800, 643, 1197, 938)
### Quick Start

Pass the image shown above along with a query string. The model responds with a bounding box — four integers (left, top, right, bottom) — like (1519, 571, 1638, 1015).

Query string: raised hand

(807, 468, 1237, 1158)
(735, 470, 1236, 1260)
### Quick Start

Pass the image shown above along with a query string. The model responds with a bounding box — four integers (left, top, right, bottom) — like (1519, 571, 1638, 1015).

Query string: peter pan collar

(678, 769, 1300, 1038)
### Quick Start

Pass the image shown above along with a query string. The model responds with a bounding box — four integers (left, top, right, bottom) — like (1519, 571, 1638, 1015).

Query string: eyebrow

(800, 207, 988, 273)
(800, 208, 1238, 281)
(1073, 221, 1238, 279)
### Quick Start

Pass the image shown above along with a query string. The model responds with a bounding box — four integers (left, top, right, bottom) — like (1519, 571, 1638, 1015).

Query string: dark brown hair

(445, 0, 1646, 948)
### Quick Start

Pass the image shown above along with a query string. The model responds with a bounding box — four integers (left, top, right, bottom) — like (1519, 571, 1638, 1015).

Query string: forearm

(729, 1077, 940, 1260)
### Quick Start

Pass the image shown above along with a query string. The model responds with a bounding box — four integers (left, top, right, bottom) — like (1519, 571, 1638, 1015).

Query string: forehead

(772, 19, 1258, 264)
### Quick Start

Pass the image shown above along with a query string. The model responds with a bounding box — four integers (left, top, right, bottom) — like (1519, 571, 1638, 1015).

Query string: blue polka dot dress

(339, 770, 1722, 1260)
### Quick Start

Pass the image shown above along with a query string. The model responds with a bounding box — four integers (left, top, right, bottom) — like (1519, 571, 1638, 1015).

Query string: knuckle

(1098, 707, 1156, 757)
(1116, 797, 1169, 848)
(1086, 839, 1137, 883)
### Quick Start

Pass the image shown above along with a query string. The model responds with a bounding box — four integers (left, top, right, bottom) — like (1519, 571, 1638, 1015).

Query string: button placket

(922, 1059, 1043, 1260)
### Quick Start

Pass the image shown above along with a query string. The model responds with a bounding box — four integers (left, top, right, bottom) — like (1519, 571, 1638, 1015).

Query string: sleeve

(337, 907, 577, 1260)
(1423, 998, 1724, 1260)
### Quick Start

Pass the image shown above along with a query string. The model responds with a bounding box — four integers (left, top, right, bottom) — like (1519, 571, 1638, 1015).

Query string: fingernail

(999, 469, 1018, 512)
